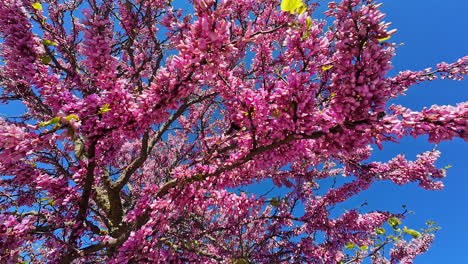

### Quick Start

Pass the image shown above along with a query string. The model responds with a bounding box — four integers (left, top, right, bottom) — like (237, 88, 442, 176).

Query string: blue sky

(360, 0, 468, 262)
(1, 0, 466, 262)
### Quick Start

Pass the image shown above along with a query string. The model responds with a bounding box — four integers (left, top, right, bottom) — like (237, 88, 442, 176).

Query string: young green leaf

(32, 3, 43, 11)
(99, 104, 111, 114)
(306, 16, 312, 30)
(302, 16, 313, 39)
(271, 109, 281, 118)
(344, 243, 355, 249)
(376, 227, 386, 235)
(40, 56, 52, 65)
(269, 197, 280, 207)
(377, 36, 391, 42)
(281, 0, 305, 14)
(65, 114, 79, 122)
(321, 65, 333, 71)
(358, 245, 368, 250)
(42, 39, 58, 46)
(388, 217, 402, 229)
(403, 227, 422, 238)
(193, 173, 204, 181)
(39, 117, 60, 127)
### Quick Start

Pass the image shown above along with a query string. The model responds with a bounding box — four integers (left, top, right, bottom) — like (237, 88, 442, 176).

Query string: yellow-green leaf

(281, 0, 305, 14)
(377, 36, 391, 42)
(344, 243, 354, 249)
(376, 227, 386, 235)
(65, 114, 79, 122)
(40, 56, 52, 65)
(388, 217, 402, 229)
(358, 245, 368, 250)
(306, 16, 312, 30)
(31, 3, 43, 11)
(302, 16, 313, 39)
(193, 173, 204, 181)
(444, 165, 453, 169)
(269, 197, 280, 207)
(362, 41, 368, 48)
(39, 117, 60, 127)
(403, 228, 422, 238)
(42, 39, 57, 46)
(99, 104, 111, 114)
(321, 65, 333, 71)
(272, 109, 281, 118)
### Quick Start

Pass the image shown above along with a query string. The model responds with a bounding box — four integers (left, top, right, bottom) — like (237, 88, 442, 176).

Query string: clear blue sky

(1, 0, 466, 262)
(358, 0, 468, 262)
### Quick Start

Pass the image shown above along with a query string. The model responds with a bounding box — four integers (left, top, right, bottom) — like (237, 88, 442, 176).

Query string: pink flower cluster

(0, 0, 465, 262)
(390, 234, 435, 264)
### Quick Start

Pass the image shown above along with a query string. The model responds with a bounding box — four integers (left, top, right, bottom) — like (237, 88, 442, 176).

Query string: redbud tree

(0, 0, 466, 263)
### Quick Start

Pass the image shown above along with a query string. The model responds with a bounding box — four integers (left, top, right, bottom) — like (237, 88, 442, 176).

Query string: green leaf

(98, 104, 111, 114)
(271, 109, 281, 118)
(376, 227, 386, 235)
(269, 197, 280, 207)
(39, 117, 60, 127)
(65, 114, 79, 122)
(403, 228, 422, 238)
(31, 3, 43, 11)
(302, 16, 313, 39)
(306, 16, 312, 30)
(358, 245, 368, 250)
(321, 65, 333, 71)
(193, 173, 204, 181)
(377, 36, 391, 42)
(388, 217, 402, 229)
(41, 56, 52, 65)
(344, 243, 355, 249)
(42, 39, 58, 46)
(444, 165, 453, 169)
(281, 0, 305, 14)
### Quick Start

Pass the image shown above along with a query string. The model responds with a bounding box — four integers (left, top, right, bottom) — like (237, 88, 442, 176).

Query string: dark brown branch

(59, 139, 97, 263)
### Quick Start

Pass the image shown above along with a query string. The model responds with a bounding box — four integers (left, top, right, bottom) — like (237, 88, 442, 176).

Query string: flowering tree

(0, 0, 466, 263)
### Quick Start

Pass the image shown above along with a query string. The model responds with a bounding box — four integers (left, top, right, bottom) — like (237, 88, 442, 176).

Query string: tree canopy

(0, 0, 466, 263)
